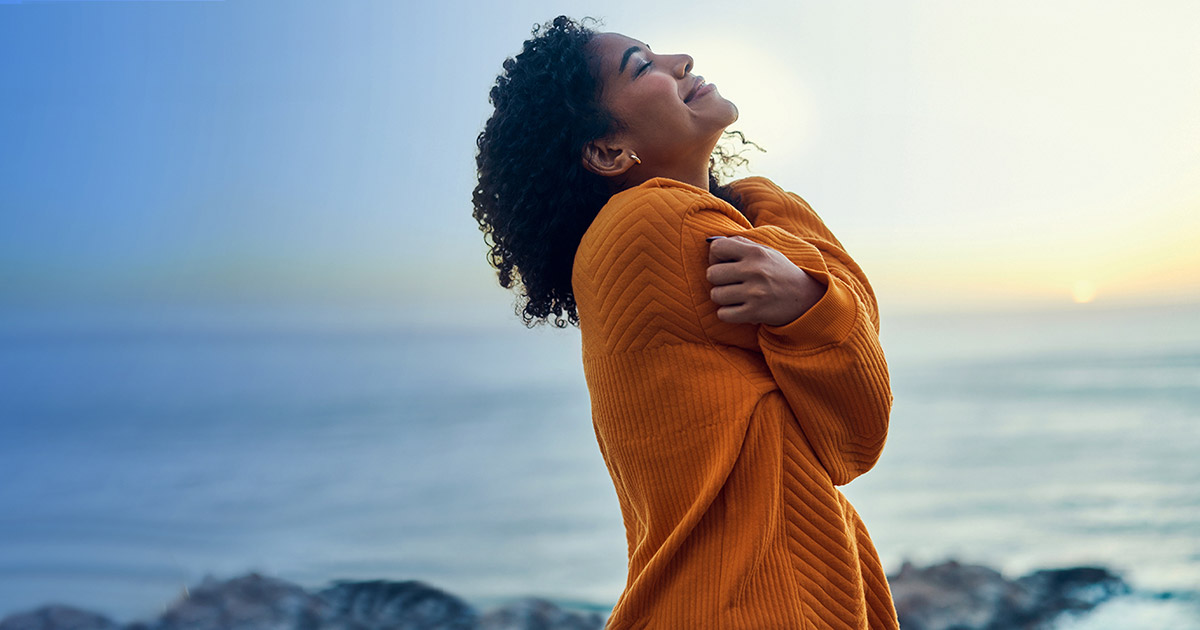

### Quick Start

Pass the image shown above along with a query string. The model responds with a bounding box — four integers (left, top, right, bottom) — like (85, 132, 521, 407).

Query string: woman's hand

(706, 236, 826, 326)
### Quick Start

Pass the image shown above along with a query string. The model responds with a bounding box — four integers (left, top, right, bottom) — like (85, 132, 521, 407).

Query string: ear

(582, 138, 638, 177)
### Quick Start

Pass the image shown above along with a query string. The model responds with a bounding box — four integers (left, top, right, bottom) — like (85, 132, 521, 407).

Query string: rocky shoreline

(0, 560, 1133, 630)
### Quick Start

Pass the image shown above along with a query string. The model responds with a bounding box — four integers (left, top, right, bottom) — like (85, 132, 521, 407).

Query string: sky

(2, 0, 1198, 319)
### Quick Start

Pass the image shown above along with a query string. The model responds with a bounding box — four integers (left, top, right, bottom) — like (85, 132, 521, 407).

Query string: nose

(671, 53, 694, 78)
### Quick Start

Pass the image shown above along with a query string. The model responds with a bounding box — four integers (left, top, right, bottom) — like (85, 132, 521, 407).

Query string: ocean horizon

(1, 300, 1197, 627)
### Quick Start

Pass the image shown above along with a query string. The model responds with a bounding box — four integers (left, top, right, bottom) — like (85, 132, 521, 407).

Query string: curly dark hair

(473, 16, 757, 327)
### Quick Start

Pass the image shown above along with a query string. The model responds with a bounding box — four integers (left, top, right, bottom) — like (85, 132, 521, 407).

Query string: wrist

(777, 269, 825, 326)
(760, 273, 857, 350)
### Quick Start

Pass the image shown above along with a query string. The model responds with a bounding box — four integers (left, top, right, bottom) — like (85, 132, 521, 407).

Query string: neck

(624, 132, 723, 191)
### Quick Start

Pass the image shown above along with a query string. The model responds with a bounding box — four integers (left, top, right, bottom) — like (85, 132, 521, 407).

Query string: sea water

(0, 302, 1197, 626)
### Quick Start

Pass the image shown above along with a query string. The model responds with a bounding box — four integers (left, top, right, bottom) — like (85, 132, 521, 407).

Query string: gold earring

(630, 153, 642, 165)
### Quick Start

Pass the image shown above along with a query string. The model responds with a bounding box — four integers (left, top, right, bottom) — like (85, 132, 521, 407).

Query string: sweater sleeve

(682, 204, 892, 486)
(732, 178, 881, 332)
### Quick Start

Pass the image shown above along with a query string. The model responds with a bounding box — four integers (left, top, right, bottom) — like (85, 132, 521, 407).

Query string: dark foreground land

(0, 560, 1135, 630)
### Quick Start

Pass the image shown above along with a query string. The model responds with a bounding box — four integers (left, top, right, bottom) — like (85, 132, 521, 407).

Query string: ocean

(0, 301, 1197, 627)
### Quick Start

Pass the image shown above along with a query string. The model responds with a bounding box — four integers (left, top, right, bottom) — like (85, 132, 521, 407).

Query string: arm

(705, 235, 826, 328)
(682, 206, 892, 486)
(731, 178, 881, 332)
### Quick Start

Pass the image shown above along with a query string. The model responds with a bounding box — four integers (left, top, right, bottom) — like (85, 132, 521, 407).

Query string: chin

(718, 95, 739, 125)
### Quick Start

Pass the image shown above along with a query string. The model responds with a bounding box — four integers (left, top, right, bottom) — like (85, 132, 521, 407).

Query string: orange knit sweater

(571, 176, 897, 629)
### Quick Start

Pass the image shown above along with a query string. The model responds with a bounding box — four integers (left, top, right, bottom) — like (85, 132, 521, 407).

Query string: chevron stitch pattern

(571, 177, 896, 629)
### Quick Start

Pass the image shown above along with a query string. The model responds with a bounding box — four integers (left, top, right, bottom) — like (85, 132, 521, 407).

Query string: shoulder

(576, 178, 740, 264)
(572, 179, 726, 351)
(729, 176, 810, 211)
(727, 176, 836, 242)
(729, 175, 786, 197)
(586, 178, 718, 244)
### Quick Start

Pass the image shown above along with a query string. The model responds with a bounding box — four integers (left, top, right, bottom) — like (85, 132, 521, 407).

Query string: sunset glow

(1072, 281, 1097, 304)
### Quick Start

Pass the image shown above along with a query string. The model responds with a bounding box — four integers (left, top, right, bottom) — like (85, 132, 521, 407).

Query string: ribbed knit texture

(571, 177, 897, 629)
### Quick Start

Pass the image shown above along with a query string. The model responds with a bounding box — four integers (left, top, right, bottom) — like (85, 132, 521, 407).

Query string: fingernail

(706, 236, 724, 243)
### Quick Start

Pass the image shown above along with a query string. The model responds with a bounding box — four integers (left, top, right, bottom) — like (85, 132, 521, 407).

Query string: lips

(683, 76, 707, 104)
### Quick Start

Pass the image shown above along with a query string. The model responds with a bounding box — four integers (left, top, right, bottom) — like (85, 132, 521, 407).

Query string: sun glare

(1071, 280, 1097, 304)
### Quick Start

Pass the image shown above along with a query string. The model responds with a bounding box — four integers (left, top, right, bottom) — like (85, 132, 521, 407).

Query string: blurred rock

(152, 573, 326, 630)
(316, 579, 477, 630)
(478, 598, 604, 630)
(0, 606, 120, 630)
(0, 560, 1133, 630)
(889, 560, 1129, 630)
(1016, 566, 1129, 614)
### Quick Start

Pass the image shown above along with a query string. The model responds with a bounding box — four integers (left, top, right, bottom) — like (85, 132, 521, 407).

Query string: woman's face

(586, 32, 738, 183)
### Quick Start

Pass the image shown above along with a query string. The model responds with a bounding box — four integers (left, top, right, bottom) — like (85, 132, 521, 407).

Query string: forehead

(588, 32, 648, 76)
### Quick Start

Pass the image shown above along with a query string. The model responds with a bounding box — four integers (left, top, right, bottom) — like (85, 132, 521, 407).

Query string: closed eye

(634, 60, 652, 78)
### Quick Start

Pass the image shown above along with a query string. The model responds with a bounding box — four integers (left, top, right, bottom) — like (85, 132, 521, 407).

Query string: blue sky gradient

(3, 1, 1198, 315)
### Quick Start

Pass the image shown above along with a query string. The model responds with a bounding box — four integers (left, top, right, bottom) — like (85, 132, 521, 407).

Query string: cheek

(629, 81, 689, 129)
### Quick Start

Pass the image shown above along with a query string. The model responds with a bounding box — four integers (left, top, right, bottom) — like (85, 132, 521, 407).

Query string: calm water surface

(1, 303, 1197, 626)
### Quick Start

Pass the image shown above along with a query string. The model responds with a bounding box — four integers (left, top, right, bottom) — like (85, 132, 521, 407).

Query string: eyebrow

(618, 46, 641, 74)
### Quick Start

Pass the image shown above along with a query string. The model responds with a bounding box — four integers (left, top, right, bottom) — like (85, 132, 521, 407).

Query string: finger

(709, 284, 745, 306)
(716, 303, 755, 324)
(707, 236, 733, 265)
(706, 261, 745, 286)
(708, 235, 755, 263)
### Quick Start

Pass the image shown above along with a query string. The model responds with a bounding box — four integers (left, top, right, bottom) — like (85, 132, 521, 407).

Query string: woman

(474, 16, 896, 629)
